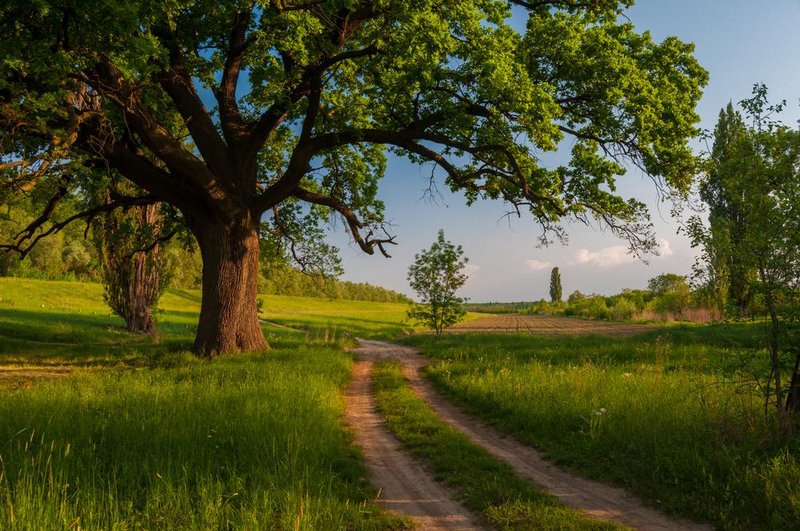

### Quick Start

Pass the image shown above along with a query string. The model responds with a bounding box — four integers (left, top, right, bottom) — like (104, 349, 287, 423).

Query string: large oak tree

(0, 0, 706, 356)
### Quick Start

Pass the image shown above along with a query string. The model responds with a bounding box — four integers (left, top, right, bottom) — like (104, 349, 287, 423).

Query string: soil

(345, 345, 484, 530)
(448, 314, 655, 336)
(348, 339, 711, 531)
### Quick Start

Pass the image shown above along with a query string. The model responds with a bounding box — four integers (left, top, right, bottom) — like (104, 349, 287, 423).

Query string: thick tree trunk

(192, 215, 268, 357)
(785, 355, 800, 414)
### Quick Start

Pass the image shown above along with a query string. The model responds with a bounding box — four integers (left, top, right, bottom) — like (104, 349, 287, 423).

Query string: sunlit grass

(401, 329, 800, 529)
(0, 277, 410, 529)
(258, 293, 415, 340)
(0, 278, 417, 367)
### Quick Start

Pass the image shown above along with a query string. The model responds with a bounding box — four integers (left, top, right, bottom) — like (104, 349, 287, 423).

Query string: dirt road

(348, 339, 710, 531)
(345, 344, 484, 530)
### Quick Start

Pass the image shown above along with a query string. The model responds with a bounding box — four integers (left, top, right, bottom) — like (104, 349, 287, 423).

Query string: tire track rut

(345, 349, 483, 529)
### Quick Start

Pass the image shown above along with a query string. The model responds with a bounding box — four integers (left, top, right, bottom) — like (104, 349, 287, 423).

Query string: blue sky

(329, 0, 800, 302)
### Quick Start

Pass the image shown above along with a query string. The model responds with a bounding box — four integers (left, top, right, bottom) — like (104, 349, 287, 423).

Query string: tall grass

(402, 328, 800, 529)
(0, 277, 411, 529)
(0, 345, 406, 529)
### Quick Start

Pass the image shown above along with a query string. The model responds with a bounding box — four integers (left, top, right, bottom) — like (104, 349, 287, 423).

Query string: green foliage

(688, 85, 800, 429)
(610, 297, 637, 321)
(647, 273, 691, 318)
(0, 0, 708, 353)
(261, 201, 344, 280)
(0, 201, 99, 281)
(549, 267, 562, 303)
(406, 230, 468, 334)
(374, 361, 620, 530)
(93, 202, 170, 333)
(647, 273, 689, 295)
(401, 327, 800, 529)
(260, 264, 410, 303)
(688, 104, 757, 316)
(259, 213, 409, 303)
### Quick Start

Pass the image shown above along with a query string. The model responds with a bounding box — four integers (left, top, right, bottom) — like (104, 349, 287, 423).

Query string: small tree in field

(549, 267, 563, 303)
(93, 201, 170, 334)
(407, 231, 468, 335)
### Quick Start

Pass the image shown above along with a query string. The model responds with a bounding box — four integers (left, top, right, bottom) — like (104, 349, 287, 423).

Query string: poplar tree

(549, 267, 562, 303)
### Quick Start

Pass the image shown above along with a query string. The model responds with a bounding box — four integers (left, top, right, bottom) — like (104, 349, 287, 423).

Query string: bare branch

(1, 192, 158, 258)
(293, 187, 396, 257)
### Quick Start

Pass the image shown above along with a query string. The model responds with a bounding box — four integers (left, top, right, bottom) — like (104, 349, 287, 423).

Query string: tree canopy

(689, 86, 800, 431)
(1, 0, 707, 356)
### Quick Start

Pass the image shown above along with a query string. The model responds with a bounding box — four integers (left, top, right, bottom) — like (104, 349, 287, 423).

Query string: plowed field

(449, 314, 653, 336)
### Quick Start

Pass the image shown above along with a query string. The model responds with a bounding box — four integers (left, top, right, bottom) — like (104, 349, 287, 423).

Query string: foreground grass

(0, 277, 412, 529)
(373, 360, 622, 530)
(1, 345, 407, 529)
(402, 329, 800, 530)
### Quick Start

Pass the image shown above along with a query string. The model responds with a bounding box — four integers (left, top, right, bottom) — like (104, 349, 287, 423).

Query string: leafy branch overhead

(0, 0, 707, 355)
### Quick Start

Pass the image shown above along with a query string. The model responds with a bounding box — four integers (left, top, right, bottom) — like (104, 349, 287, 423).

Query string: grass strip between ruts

(373, 360, 625, 530)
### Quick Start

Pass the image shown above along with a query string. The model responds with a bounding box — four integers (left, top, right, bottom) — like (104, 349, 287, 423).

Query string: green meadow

(3, 277, 800, 529)
(402, 329, 800, 530)
(0, 278, 409, 529)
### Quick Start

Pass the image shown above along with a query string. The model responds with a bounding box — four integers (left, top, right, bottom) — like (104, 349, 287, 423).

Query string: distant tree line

(466, 272, 707, 323)
(262, 264, 410, 303)
(0, 199, 408, 304)
(559, 273, 699, 322)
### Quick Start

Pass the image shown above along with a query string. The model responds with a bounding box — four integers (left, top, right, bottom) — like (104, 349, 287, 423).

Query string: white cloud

(573, 246, 633, 268)
(658, 238, 674, 257)
(525, 259, 552, 271)
(573, 239, 675, 268)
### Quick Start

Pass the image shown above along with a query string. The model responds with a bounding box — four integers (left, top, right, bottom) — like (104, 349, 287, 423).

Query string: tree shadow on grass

(0, 307, 194, 370)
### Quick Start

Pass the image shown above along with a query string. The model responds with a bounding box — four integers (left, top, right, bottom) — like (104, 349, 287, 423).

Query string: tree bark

(191, 213, 268, 357)
(126, 247, 157, 334)
(785, 351, 800, 416)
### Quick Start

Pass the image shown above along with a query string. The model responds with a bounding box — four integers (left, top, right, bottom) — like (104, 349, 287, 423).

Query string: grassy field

(402, 327, 800, 530)
(6, 277, 800, 529)
(258, 293, 415, 340)
(0, 278, 409, 529)
(0, 278, 415, 368)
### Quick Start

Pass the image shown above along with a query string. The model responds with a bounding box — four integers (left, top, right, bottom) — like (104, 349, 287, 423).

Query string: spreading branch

(292, 187, 396, 257)
(1, 192, 158, 258)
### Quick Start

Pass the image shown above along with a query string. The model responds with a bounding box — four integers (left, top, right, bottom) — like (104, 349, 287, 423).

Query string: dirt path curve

(353, 339, 711, 531)
(345, 347, 484, 529)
